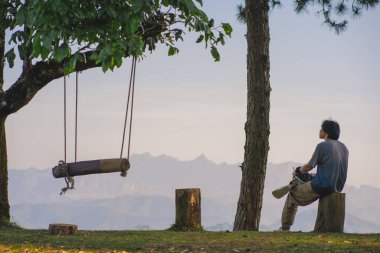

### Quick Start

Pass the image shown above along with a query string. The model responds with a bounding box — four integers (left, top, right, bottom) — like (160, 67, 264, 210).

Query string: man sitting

(275, 119, 349, 232)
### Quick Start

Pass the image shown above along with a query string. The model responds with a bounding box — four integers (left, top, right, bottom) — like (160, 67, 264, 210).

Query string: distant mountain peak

(132, 152, 154, 159)
(191, 154, 215, 165)
(132, 152, 217, 165)
(194, 153, 207, 160)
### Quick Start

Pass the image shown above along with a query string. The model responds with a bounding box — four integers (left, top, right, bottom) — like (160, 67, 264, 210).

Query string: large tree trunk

(233, 0, 271, 231)
(0, 117, 9, 222)
(0, 0, 10, 222)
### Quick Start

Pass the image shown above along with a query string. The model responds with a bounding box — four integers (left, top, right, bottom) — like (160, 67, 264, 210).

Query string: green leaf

(89, 52, 98, 61)
(105, 5, 118, 18)
(168, 46, 179, 56)
(15, 7, 27, 25)
(126, 37, 144, 56)
(63, 66, 74, 75)
(129, 15, 141, 34)
(196, 35, 204, 43)
(101, 58, 111, 72)
(194, 18, 205, 31)
(168, 46, 175, 56)
(42, 30, 60, 49)
(218, 32, 225, 46)
(210, 46, 220, 62)
(54, 42, 71, 62)
(68, 55, 78, 71)
(182, 0, 199, 14)
(115, 55, 123, 68)
(5, 48, 16, 68)
(222, 23, 233, 37)
(208, 18, 214, 28)
(162, 0, 170, 7)
(98, 46, 111, 62)
(18, 45, 25, 60)
(40, 46, 50, 60)
(32, 36, 42, 58)
(132, 0, 145, 13)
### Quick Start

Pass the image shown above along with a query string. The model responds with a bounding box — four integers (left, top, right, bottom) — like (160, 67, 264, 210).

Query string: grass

(1, 225, 380, 252)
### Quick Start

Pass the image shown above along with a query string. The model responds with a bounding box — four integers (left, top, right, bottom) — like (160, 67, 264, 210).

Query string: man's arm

(293, 163, 314, 177)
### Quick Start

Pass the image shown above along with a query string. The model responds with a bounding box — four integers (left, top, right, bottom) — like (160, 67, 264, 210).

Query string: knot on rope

(57, 160, 75, 195)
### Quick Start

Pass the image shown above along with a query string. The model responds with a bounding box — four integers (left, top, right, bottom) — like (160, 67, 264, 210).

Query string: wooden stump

(48, 224, 77, 235)
(314, 192, 345, 233)
(174, 188, 202, 231)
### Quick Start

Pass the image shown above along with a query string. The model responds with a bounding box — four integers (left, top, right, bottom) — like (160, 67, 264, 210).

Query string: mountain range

(8, 153, 380, 233)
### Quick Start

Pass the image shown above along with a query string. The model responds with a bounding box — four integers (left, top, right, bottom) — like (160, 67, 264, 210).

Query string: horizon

(8, 152, 379, 191)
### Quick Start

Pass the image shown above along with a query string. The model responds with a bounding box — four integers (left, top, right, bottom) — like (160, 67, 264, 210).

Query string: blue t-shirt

(309, 140, 349, 195)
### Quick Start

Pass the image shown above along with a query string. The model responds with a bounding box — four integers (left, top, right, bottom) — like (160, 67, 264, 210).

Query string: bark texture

(175, 188, 201, 230)
(314, 192, 345, 233)
(0, 56, 98, 118)
(234, 0, 271, 231)
(52, 158, 130, 178)
(0, 1, 10, 222)
(0, 117, 9, 221)
(48, 224, 78, 235)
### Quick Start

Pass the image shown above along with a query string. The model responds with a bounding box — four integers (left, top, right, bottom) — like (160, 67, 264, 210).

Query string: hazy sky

(5, 1, 380, 187)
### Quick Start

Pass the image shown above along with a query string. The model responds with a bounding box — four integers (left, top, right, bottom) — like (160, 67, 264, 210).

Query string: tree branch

(0, 18, 167, 118)
(0, 51, 99, 118)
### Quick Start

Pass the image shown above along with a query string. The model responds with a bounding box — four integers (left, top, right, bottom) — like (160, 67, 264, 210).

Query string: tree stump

(174, 188, 202, 231)
(48, 224, 77, 235)
(314, 192, 345, 233)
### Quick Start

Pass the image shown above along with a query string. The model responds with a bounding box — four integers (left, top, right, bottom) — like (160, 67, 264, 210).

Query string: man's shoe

(274, 226, 290, 232)
(272, 184, 292, 199)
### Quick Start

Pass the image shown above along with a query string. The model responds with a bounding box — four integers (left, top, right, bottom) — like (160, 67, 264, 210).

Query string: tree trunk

(174, 188, 201, 231)
(234, 0, 271, 231)
(314, 192, 345, 233)
(0, 117, 9, 222)
(0, 1, 10, 222)
(48, 224, 78, 235)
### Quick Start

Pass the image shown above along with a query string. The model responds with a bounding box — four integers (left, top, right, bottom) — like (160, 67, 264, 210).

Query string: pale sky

(5, 1, 380, 187)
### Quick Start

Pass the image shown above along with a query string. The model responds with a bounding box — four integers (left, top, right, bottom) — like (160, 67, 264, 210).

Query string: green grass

(1, 226, 380, 252)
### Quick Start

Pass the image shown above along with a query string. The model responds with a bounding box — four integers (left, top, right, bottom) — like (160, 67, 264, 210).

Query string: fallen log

(52, 158, 130, 178)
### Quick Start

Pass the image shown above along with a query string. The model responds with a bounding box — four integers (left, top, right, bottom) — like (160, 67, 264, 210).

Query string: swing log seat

(52, 158, 130, 178)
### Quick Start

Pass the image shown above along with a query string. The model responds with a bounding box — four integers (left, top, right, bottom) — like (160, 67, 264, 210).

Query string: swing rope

(58, 57, 137, 193)
(75, 71, 78, 162)
(63, 72, 79, 163)
(63, 75, 67, 163)
(60, 73, 79, 194)
(120, 56, 137, 160)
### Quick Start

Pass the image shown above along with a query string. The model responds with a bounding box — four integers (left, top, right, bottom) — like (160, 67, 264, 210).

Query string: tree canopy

(237, 0, 379, 33)
(4, 0, 232, 74)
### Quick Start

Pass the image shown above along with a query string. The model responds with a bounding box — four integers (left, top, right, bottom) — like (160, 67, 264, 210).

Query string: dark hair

(321, 120, 340, 140)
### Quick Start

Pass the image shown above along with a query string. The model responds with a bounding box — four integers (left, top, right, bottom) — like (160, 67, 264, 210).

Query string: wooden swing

(52, 57, 137, 194)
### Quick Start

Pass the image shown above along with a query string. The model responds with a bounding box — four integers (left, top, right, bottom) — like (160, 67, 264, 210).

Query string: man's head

(319, 120, 340, 140)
